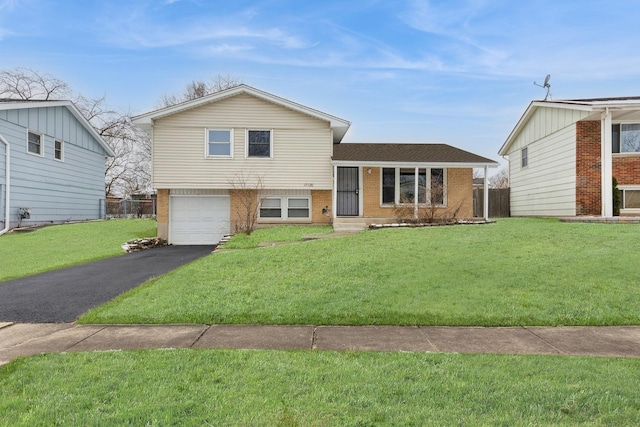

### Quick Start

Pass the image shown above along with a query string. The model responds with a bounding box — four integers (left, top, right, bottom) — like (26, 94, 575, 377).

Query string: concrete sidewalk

(2, 322, 640, 366)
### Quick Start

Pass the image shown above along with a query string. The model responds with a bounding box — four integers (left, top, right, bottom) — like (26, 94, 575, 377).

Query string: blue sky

(2, 0, 640, 165)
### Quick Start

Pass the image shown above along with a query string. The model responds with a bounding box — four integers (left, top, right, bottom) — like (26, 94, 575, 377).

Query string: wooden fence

(473, 188, 510, 218)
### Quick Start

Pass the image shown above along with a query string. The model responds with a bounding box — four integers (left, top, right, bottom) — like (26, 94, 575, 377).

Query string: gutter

(0, 135, 9, 236)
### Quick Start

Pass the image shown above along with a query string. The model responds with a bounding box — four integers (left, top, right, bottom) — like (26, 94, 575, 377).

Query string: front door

(337, 167, 359, 216)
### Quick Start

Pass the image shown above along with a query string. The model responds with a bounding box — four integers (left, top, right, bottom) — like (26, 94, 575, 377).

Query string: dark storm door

(337, 167, 359, 216)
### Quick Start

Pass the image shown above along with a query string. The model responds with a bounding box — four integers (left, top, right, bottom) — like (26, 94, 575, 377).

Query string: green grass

(0, 219, 156, 281)
(1, 349, 639, 426)
(79, 218, 640, 326)
(222, 225, 333, 249)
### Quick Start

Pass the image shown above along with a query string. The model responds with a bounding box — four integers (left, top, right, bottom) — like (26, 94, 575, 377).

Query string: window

(399, 168, 426, 203)
(381, 168, 446, 206)
(612, 124, 640, 153)
(259, 198, 281, 218)
(259, 197, 310, 220)
(54, 140, 64, 161)
(28, 131, 42, 156)
(247, 130, 271, 157)
(206, 129, 232, 157)
(287, 198, 310, 218)
(521, 147, 528, 167)
(430, 168, 445, 205)
(382, 168, 395, 204)
(621, 189, 640, 209)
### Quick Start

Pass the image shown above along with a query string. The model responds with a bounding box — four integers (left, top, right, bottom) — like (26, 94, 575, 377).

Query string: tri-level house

(499, 97, 640, 217)
(0, 100, 114, 233)
(133, 85, 498, 245)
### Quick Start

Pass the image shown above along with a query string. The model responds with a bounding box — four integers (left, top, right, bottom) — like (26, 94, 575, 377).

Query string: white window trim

(258, 196, 311, 221)
(245, 129, 273, 159)
(380, 167, 447, 207)
(54, 139, 64, 162)
(612, 122, 640, 155)
(205, 128, 233, 158)
(521, 146, 528, 168)
(619, 185, 640, 213)
(27, 130, 44, 157)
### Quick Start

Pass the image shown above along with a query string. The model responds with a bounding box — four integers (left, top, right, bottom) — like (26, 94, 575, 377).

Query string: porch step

(332, 221, 368, 232)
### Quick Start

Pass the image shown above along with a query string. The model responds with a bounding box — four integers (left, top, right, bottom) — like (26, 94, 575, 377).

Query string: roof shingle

(332, 143, 497, 165)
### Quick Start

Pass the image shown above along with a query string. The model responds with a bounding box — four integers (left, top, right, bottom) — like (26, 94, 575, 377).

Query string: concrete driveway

(0, 245, 215, 323)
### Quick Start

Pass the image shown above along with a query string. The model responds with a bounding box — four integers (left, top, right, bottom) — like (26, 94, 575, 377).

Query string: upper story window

(206, 129, 232, 157)
(27, 131, 43, 156)
(54, 140, 64, 161)
(521, 147, 528, 167)
(247, 130, 272, 158)
(612, 124, 640, 153)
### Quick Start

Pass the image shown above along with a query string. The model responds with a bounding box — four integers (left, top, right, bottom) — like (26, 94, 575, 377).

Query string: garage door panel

(170, 196, 230, 245)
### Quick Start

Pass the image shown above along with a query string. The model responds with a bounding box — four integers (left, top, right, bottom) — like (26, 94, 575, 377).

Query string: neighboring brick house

(499, 97, 640, 217)
(133, 85, 498, 245)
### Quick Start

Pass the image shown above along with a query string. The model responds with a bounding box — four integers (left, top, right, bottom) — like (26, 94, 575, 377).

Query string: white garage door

(170, 195, 230, 245)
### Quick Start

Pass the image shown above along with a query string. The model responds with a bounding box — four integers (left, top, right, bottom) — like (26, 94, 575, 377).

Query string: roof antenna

(533, 74, 551, 100)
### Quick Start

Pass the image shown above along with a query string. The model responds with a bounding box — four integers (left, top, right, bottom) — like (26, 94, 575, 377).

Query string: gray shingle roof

(332, 143, 497, 165)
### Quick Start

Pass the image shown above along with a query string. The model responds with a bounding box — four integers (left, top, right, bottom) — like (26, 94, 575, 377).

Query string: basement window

(259, 197, 310, 220)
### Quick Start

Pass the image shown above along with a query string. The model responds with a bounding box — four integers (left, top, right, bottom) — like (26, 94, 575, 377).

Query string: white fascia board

(132, 84, 352, 142)
(0, 100, 115, 157)
(331, 160, 499, 168)
(498, 100, 601, 156)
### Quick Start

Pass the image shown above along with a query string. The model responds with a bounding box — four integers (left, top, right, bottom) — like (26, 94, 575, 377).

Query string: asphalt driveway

(0, 245, 215, 323)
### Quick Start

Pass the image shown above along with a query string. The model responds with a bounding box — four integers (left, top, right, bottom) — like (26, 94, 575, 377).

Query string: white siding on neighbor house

(509, 122, 577, 216)
(152, 93, 334, 190)
(509, 107, 591, 149)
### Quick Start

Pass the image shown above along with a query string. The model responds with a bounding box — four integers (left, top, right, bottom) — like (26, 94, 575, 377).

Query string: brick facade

(612, 156, 640, 186)
(575, 121, 602, 215)
(576, 120, 640, 215)
(156, 189, 169, 240)
(311, 190, 332, 224)
(360, 167, 473, 219)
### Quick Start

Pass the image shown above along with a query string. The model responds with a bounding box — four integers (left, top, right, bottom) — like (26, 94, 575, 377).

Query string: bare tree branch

(488, 166, 509, 189)
(0, 67, 152, 197)
(156, 73, 243, 108)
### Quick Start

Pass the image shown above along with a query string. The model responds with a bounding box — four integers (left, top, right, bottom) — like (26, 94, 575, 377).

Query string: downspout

(601, 108, 613, 217)
(483, 166, 489, 221)
(0, 135, 9, 236)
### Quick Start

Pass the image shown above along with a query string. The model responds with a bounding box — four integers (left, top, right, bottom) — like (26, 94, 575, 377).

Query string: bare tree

(488, 166, 509, 189)
(0, 67, 151, 197)
(0, 67, 72, 100)
(156, 73, 242, 108)
(228, 172, 264, 235)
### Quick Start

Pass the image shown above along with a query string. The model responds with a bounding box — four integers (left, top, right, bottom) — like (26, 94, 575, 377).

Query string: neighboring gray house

(0, 100, 114, 232)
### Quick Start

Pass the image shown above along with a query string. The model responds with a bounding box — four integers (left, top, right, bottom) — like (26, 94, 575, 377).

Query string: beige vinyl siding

(509, 123, 577, 216)
(152, 93, 333, 190)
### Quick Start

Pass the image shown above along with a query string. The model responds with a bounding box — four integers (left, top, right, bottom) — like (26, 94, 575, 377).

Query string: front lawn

(2, 349, 639, 425)
(79, 218, 640, 326)
(0, 219, 156, 281)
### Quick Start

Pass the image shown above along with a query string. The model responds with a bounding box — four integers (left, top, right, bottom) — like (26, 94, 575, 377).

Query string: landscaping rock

(121, 238, 168, 252)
